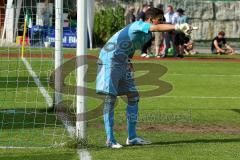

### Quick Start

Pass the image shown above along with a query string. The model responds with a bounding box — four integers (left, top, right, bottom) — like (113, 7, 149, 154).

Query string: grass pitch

(0, 47, 240, 159)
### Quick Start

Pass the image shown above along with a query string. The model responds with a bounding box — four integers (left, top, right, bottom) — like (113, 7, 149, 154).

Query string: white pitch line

(56, 112, 75, 138)
(78, 149, 92, 160)
(22, 57, 91, 160)
(22, 57, 75, 134)
(22, 57, 53, 107)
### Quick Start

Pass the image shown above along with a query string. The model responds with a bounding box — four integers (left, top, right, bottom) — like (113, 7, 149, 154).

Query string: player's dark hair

(145, 7, 163, 20)
(218, 31, 225, 36)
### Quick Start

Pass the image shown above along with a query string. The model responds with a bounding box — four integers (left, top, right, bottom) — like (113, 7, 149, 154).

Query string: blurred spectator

(162, 5, 178, 58)
(174, 8, 189, 58)
(125, 6, 136, 25)
(183, 39, 197, 55)
(211, 31, 235, 55)
(174, 32, 197, 57)
(40, 0, 52, 27)
(153, 4, 165, 58)
(68, 10, 77, 28)
(176, 8, 188, 24)
(137, 4, 151, 58)
(37, 0, 52, 44)
(156, 3, 164, 12)
(174, 32, 188, 58)
(164, 5, 178, 24)
(137, 4, 150, 21)
(148, 2, 154, 8)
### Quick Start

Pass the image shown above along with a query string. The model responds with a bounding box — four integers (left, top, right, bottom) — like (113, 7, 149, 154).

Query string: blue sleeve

(132, 21, 152, 34)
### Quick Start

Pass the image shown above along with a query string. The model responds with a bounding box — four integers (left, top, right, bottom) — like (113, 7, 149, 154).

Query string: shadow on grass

(84, 138, 240, 151)
(231, 109, 240, 114)
(0, 76, 50, 88)
(0, 151, 77, 160)
(151, 138, 240, 146)
(0, 108, 69, 129)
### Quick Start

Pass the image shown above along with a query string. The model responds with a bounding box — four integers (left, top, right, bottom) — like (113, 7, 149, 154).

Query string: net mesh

(0, 0, 76, 148)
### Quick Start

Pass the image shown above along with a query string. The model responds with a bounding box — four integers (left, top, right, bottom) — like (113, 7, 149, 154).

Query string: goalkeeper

(96, 7, 193, 149)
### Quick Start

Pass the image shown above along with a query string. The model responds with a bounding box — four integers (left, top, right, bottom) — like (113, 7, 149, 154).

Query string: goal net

(0, 0, 84, 148)
(0, 0, 206, 150)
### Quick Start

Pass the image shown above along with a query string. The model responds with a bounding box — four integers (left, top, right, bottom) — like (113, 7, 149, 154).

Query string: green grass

(0, 148, 79, 160)
(0, 47, 240, 159)
(89, 130, 240, 160)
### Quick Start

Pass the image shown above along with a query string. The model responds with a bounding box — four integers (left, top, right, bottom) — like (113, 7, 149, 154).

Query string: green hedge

(94, 5, 125, 45)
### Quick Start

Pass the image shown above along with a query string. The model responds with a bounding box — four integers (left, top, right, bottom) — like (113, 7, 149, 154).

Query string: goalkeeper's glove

(175, 23, 192, 35)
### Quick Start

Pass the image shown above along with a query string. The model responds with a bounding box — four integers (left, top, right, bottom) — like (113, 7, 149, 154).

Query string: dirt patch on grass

(1, 53, 240, 63)
(92, 123, 240, 134)
(136, 124, 240, 134)
(133, 56, 240, 63)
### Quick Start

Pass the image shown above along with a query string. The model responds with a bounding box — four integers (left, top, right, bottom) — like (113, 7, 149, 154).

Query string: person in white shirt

(162, 5, 178, 57)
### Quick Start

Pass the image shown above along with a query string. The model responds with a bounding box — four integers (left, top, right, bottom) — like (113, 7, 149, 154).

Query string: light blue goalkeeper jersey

(98, 21, 152, 65)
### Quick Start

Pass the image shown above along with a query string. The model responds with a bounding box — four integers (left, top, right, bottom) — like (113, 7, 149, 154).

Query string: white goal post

(76, 0, 87, 140)
(54, 0, 92, 140)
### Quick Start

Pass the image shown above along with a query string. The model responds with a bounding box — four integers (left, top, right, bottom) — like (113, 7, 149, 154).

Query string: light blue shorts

(96, 63, 137, 96)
